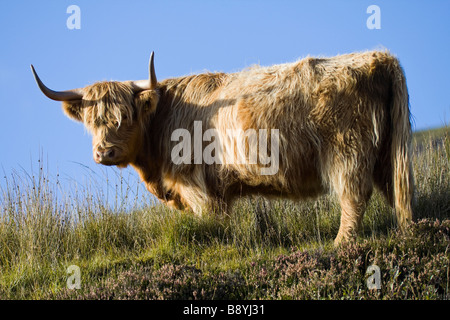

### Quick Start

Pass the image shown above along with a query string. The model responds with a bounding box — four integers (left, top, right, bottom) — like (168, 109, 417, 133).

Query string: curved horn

(130, 51, 157, 92)
(30, 65, 84, 101)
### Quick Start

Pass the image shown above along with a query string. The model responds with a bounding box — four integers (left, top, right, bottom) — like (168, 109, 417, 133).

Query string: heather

(51, 219, 450, 300)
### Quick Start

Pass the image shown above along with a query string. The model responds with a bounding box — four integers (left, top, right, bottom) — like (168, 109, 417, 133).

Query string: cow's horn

(30, 65, 84, 101)
(131, 51, 157, 92)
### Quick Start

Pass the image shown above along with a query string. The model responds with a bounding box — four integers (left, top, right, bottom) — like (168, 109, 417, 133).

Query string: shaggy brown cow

(31, 50, 414, 244)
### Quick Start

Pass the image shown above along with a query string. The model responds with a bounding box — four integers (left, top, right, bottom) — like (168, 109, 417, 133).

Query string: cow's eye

(115, 119, 124, 128)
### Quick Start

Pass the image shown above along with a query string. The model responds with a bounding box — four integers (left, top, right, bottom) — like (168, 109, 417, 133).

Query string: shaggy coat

(50, 50, 413, 244)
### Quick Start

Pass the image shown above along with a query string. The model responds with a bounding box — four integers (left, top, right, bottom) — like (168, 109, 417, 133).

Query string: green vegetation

(0, 127, 449, 299)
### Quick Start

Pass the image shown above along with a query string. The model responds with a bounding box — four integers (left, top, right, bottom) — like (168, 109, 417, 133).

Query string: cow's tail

(389, 58, 414, 232)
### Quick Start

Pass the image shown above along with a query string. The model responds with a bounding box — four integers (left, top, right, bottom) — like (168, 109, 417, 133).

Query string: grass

(0, 127, 449, 299)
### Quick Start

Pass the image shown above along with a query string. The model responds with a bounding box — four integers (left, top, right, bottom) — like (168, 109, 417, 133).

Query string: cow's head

(31, 52, 159, 167)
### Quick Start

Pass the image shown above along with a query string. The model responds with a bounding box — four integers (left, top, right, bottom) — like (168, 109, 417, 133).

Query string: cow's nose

(95, 148, 115, 162)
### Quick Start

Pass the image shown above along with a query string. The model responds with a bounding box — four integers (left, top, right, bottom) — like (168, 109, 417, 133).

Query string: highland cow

(31, 50, 414, 244)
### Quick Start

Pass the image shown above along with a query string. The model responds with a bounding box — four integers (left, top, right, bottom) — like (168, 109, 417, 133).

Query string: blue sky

(0, 1, 449, 200)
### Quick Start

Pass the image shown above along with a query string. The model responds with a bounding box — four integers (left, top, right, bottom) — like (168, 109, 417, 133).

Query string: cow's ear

(134, 90, 159, 116)
(62, 100, 83, 122)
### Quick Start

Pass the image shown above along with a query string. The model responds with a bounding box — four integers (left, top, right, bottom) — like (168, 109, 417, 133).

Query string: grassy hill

(0, 127, 448, 299)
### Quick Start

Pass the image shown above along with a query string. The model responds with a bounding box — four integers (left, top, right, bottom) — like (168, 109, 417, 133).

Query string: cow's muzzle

(94, 147, 118, 165)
